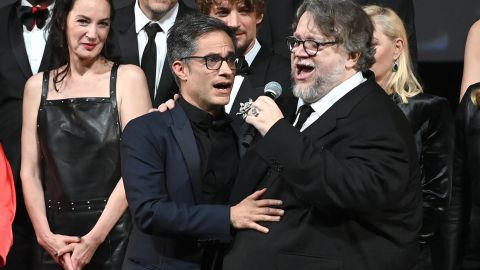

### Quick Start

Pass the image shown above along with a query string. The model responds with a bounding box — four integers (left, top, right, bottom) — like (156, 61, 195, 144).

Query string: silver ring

(251, 107, 259, 117)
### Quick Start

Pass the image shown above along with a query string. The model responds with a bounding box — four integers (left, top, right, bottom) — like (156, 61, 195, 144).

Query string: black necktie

(141, 23, 162, 102)
(294, 105, 314, 130)
(17, 4, 49, 31)
(236, 56, 251, 76)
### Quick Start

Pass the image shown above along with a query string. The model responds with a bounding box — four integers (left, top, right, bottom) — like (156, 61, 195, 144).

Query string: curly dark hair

(197, 0, 265, 17)
(46, 0, 118, 91)
(293, 0, 376, 72)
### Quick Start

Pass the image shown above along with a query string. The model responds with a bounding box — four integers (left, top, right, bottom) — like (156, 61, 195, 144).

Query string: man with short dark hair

(120, 13, 284, 270)
(223, 0, 422, 269)
(197, 0, 291, 116)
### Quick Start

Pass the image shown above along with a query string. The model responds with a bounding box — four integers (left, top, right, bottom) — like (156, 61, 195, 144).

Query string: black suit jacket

(443, 83, 480, 270)
(229, 46, 292, 116)
(121, 105, 243, 270)
(0, 2, 51, 186)
(111, 1, 193, 107)
(223, 73, 422, 270)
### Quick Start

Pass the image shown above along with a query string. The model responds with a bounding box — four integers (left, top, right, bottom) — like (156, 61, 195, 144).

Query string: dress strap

(40, 71, 50, 108)
(110, 63, 121, 131)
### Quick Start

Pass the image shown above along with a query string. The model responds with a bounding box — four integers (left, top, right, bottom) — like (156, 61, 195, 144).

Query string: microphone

(242, 81, 283, 147)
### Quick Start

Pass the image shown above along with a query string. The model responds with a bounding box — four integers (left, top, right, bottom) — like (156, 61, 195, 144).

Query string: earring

(392, 61, 398, 72)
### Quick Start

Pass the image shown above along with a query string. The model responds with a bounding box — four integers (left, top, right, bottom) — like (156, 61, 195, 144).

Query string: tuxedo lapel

(152, 0, 191, 106)
(248, 47, 271, 87)
(154, 63, 175, 106)
(230, 79, 263, 117)
(38, 35, 53, 72)
(9, 7, 31, 79)
(230, 116, 248, 157)
(115, 4, 140, 65)
(170, 105, 203, 204)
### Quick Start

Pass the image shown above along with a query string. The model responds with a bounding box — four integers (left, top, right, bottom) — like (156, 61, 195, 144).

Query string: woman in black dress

(451, 82, 480, 270)
(364, 5, 454, 270)
(20, 0, 151, 269)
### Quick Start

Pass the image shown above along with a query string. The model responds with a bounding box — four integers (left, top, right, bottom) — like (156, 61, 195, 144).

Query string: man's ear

(346, 52, 360, 69)
(256, 12, 264, 25)
(172, 60, 188, 81)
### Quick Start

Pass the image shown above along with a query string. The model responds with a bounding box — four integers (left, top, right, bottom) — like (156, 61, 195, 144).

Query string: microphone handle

(241, 92, 277, 148)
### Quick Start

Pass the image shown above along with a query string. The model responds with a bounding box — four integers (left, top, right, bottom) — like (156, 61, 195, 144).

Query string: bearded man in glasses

(223, 0, 423, 269)
(120, 13, 284, 270)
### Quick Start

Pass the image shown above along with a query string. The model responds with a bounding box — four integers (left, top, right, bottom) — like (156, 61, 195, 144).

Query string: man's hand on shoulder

(149, 94, 180, 113)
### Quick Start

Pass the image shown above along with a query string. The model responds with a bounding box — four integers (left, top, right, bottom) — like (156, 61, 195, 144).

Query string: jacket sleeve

(121, 117, 231, 239)
(254, 114, 413, 213)
(419, 98, 455, 242)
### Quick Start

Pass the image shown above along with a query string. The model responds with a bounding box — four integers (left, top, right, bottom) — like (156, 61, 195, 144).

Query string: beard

(292, 62, 345, 104)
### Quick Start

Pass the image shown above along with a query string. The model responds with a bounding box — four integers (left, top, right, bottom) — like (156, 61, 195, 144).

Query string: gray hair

(166, 13, 237, 85)
(293, 0, 376, 72)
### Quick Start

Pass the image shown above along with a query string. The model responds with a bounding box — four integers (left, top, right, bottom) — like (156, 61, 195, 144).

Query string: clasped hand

(49, 234, 102, 270)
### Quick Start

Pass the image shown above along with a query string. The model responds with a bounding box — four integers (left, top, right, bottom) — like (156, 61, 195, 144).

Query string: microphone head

(264, 81, 282, 100)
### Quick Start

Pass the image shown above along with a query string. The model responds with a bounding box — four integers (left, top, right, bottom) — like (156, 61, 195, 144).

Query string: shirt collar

(297, 71, 366, 113)
(178, 98, 230, 130)
(244, 39, 261, 66)
(134, 0, 179, 34)
(21, 0, 54, 9)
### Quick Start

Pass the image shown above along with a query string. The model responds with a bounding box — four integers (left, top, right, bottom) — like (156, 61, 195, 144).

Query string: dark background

(3, 0, 476, 109)
(415, 0, 479, 111)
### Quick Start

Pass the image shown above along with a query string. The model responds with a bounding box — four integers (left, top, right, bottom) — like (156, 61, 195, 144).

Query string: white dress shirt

(294, 72, 367, 132)
(135, 0, 178, 98)
(21, 0, 53, 74)
(225, 39, 261, 114)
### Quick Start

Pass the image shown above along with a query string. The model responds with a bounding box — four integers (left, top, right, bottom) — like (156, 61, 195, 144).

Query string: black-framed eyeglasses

(286, 36, 337, 56)
(180, 54, 239, 71)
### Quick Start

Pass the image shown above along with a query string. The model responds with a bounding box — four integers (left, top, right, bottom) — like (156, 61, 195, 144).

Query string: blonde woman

(365, 5, 454, 270)
(449, 81, 480, 270)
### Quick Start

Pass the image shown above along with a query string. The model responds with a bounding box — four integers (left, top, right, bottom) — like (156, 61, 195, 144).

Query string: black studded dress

(34, 63, 130, 270)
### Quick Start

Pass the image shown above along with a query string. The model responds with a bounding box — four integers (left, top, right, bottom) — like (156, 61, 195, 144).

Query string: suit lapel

(302, 73, 377, 139)
(115, 4, 140, 65)
(230, 79, 263, 117)
(248, 47, 271, 87)
(154, 63, 175, 106)
(9, 7, 32, 79)
(170, 105, 203, 204)
(38, 34, 53, 72)
(152, 1, 191, 106)
(230, 116, 248, 157)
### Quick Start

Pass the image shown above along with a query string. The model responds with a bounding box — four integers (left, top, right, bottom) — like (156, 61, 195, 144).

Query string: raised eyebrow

(75, 15, 91, 20)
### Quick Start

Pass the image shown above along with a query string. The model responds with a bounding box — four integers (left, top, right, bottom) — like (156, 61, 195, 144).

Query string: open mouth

(295, 62, 315, 80)
(213, 82, 233, 92)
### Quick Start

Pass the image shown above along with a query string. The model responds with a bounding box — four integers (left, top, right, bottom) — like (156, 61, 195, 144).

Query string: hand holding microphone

(240, 82, 284, 146)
